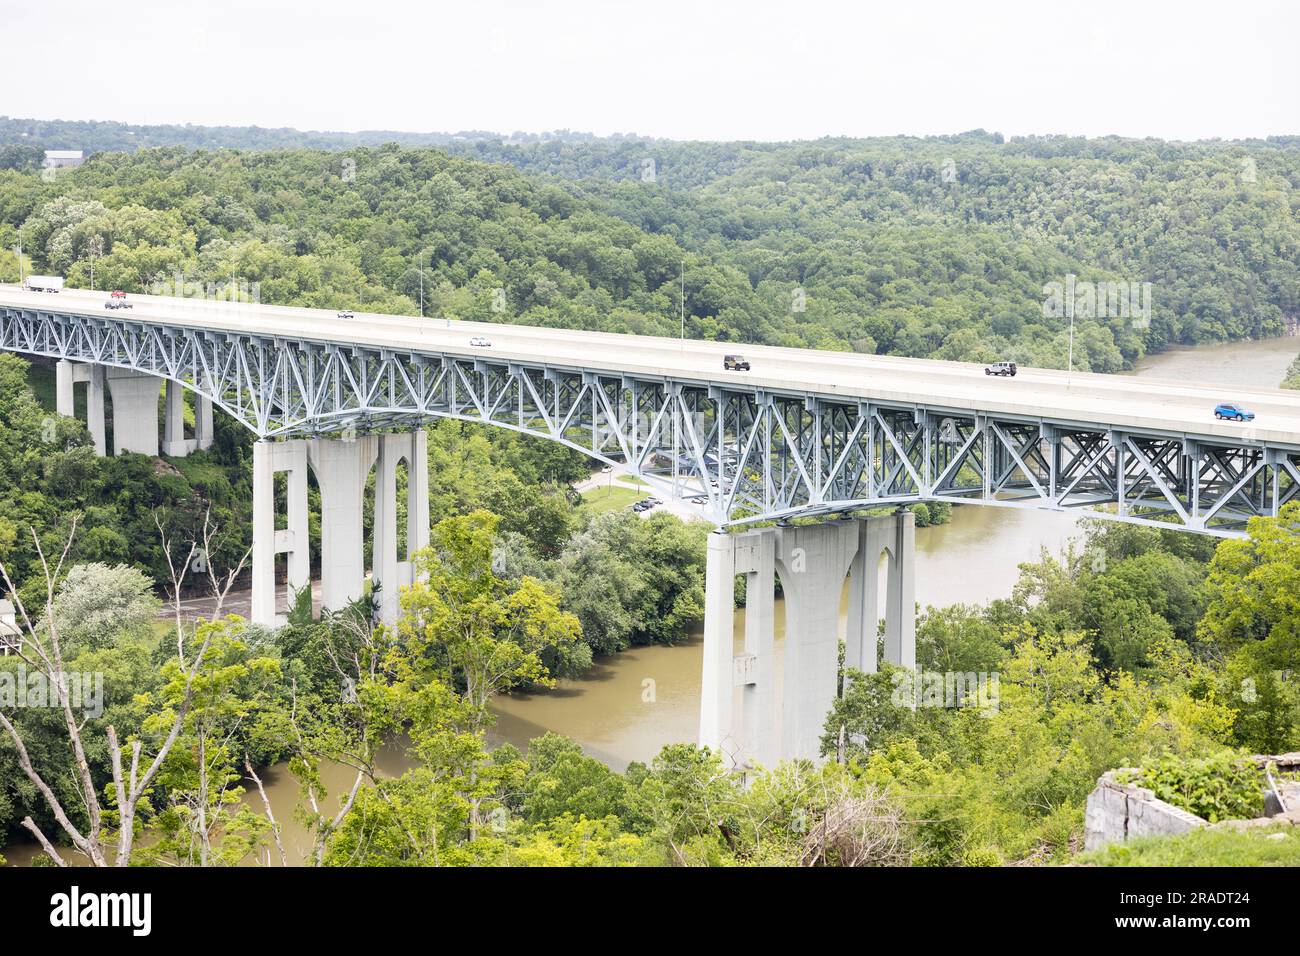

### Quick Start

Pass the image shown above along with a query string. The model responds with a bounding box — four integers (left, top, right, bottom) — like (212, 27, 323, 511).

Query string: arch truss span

(3, 304, 1298, 534)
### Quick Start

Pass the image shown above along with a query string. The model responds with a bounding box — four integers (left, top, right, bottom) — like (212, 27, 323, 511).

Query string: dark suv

(723, 354, 751, 371)
(985, 361, 1017, 377)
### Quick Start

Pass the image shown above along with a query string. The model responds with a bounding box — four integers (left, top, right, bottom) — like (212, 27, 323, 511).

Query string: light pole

(418, 252, 425, 318)
(14, 244, 23, 285)
(85, 236, 104, 292)
(1067, 310, 1075, 379)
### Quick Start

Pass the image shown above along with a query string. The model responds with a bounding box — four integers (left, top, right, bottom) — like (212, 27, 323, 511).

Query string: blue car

(1214, 403, 1255, 422)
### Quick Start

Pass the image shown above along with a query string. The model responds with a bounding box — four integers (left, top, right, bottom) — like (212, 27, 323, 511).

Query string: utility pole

(14, 244, 23, 284)
(418, 251, 425, 318)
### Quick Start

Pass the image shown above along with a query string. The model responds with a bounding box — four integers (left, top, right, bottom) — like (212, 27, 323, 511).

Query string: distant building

(42, 149, 84, 170)
(0, 599, 18, 654)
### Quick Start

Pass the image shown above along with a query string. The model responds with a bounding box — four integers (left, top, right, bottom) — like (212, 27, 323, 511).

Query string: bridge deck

(5, 284, 1299, 449)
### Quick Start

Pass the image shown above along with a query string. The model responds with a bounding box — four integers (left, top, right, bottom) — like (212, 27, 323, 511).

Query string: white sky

(7, 0, 1297, 140)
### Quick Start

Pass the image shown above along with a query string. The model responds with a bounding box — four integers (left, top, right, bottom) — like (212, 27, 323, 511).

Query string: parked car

(630, 501, 651, 512)
(985, 361, 1017, 377)
(1214, 402, 1256, 422)
(689, 495, 709, 505)
(723, 354, 751, 371)
(469, 336, 492, 347)
(104, 290, 133, 310)
(337, 309, 355, 319)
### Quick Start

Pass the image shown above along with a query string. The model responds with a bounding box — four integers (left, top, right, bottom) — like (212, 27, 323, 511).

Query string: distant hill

(0, 119, 1297, 369)
(0, 116, 650, 155)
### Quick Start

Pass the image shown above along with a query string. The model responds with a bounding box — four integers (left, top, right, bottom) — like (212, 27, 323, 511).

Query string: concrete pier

(195, 392, 213, 451)
(56, 361, 209, 459)
(249, 432, 431, 628)
(308, 435, 379, 615)
(699, 531, 738, 765)
(105, 369, 162, 456)
(775, 520, 862, 763)
(698, 513, 917, 769)
(162, 379, 189, 456)
(251, 439, 312, 626)
(371, 430, 430, 625)
(55, 359, 106, 456)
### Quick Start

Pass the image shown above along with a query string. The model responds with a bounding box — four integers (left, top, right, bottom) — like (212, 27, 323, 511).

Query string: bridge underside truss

(4, 306, 1297, 535)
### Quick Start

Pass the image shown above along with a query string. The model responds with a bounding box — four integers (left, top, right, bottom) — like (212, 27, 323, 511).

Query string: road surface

(4, 284, 1299, 446)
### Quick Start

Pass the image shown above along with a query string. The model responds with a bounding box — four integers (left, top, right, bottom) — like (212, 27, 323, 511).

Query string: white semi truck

(22, 275, 64, 293)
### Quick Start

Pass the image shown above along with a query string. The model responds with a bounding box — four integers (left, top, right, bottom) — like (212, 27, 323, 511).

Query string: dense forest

(0, 126, 1298, 867)
(2, 128, 1299, 371)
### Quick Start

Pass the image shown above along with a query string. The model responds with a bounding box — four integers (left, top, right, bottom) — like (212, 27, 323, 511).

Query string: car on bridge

(1214, 402, 1256, 422)
(469, 336, 492, 348)
(723, 354, 751, 371)
(337, 309, 355, 319)
(985, 361, 1017, 376)
(104, 291, 133, 310)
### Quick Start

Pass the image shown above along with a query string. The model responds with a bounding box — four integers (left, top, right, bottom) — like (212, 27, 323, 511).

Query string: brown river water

(7, 337, 1297, 865)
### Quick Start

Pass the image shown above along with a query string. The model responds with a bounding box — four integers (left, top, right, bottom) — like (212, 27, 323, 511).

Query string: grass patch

(578, 484, 645, 516)
(168, 453, 232, 491)
(1078, 825, 1300, 866)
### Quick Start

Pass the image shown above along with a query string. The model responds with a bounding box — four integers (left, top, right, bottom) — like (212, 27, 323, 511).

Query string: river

(6, 336, 1296, 865)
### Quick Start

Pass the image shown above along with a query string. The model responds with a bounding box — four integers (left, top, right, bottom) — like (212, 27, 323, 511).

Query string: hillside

(1, 126, 1298, 372)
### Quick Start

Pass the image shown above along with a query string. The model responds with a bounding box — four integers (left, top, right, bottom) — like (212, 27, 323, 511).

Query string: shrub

(1118, 752, 1264, 823)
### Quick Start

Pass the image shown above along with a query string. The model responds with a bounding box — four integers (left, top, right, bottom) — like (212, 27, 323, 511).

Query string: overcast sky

(7, 0, 1297, 141)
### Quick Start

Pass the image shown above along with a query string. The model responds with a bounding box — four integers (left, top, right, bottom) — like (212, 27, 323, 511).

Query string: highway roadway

(4, 284, 1300, 447)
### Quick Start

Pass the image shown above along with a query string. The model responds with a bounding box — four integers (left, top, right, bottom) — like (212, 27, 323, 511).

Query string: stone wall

(1084, 752, 1300, 851)
(1083, 770, 1207, 852)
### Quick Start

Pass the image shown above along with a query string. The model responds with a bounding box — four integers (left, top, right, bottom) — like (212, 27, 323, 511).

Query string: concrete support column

(736, 530, 777, 770)
(251, 440, 312, 627)
(845, 527, 879, 676)
(371, 430, 430, 624)
(251, 442, 275, 627)
(308, 435, 378, 614)
(883, 511, 916, 669)
(775, 520, 860, 762)
(105, 369, 161, 456)
(55, 360, 75, 417)
(195, 394, 214, 450)
(698, 531, 737, 762)
(84, 365, 105, 457)
(162, 380, 190, 457)
(57, 361, 107, 456)
(698, 514, 918, 769)
(846, 511, 917, 672)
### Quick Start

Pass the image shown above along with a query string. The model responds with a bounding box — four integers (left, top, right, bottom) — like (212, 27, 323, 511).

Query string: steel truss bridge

(3, 291, 1299, 537)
